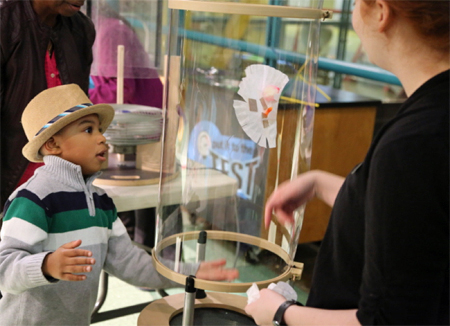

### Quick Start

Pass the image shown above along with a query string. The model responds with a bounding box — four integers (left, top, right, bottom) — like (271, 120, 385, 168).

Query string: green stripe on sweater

(2, 197, 50, 232)
(3, 197, 117, 234)
(49, 209, 116, 233)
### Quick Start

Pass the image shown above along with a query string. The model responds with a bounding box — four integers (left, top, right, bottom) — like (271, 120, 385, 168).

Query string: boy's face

(52, 114, 108, 176)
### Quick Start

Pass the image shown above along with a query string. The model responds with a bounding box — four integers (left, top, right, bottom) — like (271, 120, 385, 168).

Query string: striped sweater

(0, 155, 198, 326)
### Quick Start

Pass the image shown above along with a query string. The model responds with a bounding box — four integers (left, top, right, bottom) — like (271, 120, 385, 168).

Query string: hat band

(34, 103, 93, 137)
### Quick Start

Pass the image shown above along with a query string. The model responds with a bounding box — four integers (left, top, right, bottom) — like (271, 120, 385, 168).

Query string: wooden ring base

(138, 292, 250, 326)
(152, 230, 303, 292)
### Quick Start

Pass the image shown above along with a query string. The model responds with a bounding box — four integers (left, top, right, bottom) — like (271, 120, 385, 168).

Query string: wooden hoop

(168, 0, 333, 20)
(138, 292, 250, 326)
(152, 230, 300, 292)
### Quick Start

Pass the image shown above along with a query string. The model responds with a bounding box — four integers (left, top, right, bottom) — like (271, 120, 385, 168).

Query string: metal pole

(195, 231, 207, 299)
(264, 0, 282, 67)
(182, 276, 196, 326)
(333, 0, 352, 88)
(196, 230, 207, 263)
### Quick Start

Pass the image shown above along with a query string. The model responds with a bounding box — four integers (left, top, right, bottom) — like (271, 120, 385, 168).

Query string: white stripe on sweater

(0, 217, 118, 250)
(44, 226, 111, 251)
(1, 218, 47, 245)
(111, 219, 127, 238)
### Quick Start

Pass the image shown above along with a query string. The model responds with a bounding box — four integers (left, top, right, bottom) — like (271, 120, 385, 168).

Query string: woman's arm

(245, 289, 360, 326)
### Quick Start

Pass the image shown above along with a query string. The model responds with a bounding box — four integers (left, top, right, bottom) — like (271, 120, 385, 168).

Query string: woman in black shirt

(245, 0, 449, 325)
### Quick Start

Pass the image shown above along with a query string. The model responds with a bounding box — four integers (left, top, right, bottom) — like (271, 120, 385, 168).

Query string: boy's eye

(84, 126, 93, 133)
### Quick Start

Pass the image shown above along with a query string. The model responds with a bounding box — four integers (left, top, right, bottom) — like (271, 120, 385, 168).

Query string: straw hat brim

(22, 103, 115, 163)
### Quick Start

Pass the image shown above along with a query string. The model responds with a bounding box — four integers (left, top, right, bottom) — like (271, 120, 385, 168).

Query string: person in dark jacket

(0, 0, 96, 210)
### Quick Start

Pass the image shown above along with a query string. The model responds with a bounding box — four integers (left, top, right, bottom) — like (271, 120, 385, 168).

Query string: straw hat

(22, 84, 115, 163)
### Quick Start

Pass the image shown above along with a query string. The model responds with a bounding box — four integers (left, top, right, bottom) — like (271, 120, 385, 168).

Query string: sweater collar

(42, 155, 101, 189)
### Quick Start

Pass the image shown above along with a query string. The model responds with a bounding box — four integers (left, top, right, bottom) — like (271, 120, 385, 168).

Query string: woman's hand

(246, 289, 360, 326)
(245, 289, 286, 326)
(264, 171, 318, 228)
(264, 170, 344, 228)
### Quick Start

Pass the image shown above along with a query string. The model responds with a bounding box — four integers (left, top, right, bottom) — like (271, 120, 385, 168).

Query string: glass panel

(156, 0, 325, 291)
(90, 0, 163, 78)
(89, 0, 166, 185)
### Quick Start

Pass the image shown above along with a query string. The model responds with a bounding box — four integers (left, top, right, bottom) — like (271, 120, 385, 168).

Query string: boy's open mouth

(97, 151, 106, 159)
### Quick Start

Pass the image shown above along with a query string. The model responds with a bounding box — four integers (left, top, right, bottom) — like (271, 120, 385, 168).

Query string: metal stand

(182, 276, 196, 326)
(195, 231, 207, 299)
(181, 232, 210, 325)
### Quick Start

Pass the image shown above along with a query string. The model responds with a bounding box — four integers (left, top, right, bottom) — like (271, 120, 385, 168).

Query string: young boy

(0, 84, 238, 326)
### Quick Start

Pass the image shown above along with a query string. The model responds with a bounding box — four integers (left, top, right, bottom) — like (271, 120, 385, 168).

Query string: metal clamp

(289, 261, 304, 281)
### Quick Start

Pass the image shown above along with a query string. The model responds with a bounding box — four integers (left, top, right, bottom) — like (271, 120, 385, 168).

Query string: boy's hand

(196, 259, 239, 281)
(42, 240, 96, 281)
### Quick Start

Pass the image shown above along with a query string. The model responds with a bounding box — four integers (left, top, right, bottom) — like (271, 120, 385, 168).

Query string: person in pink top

(89, 1, 163, 108)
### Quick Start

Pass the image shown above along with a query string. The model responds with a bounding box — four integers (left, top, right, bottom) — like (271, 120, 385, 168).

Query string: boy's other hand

(196, 259, 239, 281)
(42, 240, 96, 281)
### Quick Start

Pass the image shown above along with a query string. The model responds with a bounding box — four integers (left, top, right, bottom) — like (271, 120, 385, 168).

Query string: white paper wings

(233, 64, 289, 148)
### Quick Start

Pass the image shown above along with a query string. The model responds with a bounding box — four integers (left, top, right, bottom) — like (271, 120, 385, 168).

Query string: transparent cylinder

(155, 0, 328, 292)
